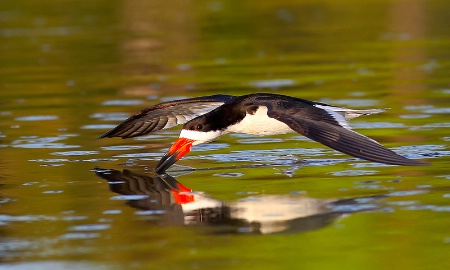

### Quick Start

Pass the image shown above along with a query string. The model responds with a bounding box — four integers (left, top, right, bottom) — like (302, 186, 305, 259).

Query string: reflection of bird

(99, 93, 427, 172)
(94, 168, 382, 234)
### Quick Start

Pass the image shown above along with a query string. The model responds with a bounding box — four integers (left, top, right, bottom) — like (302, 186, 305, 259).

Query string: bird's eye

(196, 124, 203, 130)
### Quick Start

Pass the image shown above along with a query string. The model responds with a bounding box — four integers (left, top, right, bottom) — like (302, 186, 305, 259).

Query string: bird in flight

(99, 93, 427, 172)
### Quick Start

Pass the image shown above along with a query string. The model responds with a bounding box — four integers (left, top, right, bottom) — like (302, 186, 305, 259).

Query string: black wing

(251, 96, 427, 166)
(99, 94, 235, 139)
(283, 118, 426, 166)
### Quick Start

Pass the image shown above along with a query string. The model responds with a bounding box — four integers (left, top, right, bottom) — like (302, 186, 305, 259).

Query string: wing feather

(99, 94, 235, 139)
(279, 116, 426, 165)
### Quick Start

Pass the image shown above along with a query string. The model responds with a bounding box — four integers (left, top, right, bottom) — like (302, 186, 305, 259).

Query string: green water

(1, 0, 450, 269)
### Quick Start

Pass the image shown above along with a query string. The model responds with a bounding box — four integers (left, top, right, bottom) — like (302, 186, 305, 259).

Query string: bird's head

(154, 117, 223, 173)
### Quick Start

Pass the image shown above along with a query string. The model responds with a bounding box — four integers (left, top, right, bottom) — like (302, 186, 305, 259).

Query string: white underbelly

(225, 106, 293, 136)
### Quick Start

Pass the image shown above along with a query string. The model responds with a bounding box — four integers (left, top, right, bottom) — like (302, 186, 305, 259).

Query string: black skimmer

(99, 93, 428, 172)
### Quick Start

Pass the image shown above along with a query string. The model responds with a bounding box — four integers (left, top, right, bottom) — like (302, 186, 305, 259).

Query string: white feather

(315, 104, 386, 119)
(314, 104, 383, 144)
(225, 106, 293, 136)
(179, 129, 223, 145)
(314, 105, 353, 130)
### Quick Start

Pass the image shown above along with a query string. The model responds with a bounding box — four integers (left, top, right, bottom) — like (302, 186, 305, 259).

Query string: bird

(99, 93, 428, 172)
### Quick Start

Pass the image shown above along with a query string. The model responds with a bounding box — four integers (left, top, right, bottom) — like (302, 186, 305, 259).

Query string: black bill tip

(155, 152, 179, 173)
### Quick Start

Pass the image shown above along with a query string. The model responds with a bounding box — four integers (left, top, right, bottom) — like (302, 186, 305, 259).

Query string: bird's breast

(224, 106, 293, 136)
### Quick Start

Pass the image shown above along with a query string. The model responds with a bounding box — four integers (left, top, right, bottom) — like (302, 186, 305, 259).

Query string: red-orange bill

(155, 138, 195, 173)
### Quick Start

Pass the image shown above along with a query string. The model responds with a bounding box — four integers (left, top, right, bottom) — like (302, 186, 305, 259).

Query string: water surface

(1, 0, 450, 269)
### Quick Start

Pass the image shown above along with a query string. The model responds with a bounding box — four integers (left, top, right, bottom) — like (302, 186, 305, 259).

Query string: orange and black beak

(155, 138, 195, 173)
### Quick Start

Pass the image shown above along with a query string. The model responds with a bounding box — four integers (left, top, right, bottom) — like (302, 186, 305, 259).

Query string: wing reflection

(94, 168, 382, 234)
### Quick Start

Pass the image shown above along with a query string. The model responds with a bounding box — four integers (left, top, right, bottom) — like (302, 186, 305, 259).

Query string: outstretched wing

(99, 94, 235, 139)
(251, 96, 426, 166)
(283, 117, 425, 166)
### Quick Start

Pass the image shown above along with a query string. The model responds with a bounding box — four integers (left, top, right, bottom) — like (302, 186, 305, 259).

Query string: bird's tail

(332, 108, 388, 120)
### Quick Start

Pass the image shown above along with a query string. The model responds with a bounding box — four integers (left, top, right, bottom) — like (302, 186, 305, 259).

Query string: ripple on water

(29, 158, 118, 164)
(101, 145, 146, 151)
(160, 96, 188, 102)
(243, 148, 327, 156)
(110, 195, 149, 200)
(440, 175, 450, 180)
(404, 205, 450, 212)
(332, 170, 378, 176)
(12, 136, 80, 149)
(14, 144, 80, 149)
(422, 107, 450, 114)
(80, 124, 117, 130)
(399, 114, 431, 119)
(393, 144, 449, 159)
(42, 190, 64, 194)
(51, 151, 98, 156)
(69, 224, 111, 231)
(81, 158, 119, 162)
(0, 197, 13, 205)
(60, 232, 100, 239)
(235, 191, 259, 195)
(61, 216, 88, 221)
(40, 164, 65, 167)
(237, 138, 284, 144)
(214, 172, 244, 177)
(351, 162, 391, 168)
(192, 143, 229, 151)
(404, 105, 435, 111)
(388, 190, 428, 197)
(199, 148, 327, 164)
(14, 115, 59, 121)
(416, 123, 450, 129)
(90, 112, 129, 121)
(0, 214, 57, 222)
(102, 210, 122, 215)
(329, 203, 378, 213)
(354, 185, 386, 190)
(102, 100, 143, 106)
(135, 210, 166, 215)
(248, 79, 296, 88)
(432, 206, 450, 212)
(351, 122, 406, 129)
(387, 200, 419, 206)
(355, 180, 380, 185)
(29, 158, 70, 162)
(113, 152, 160, 158)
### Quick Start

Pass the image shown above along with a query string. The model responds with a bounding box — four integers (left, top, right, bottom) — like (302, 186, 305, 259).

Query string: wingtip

(97, 127, 127, 140)
(404, 159, 431, 166)
(371, 156, 430, 166)
(96, 133, 109, 140)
